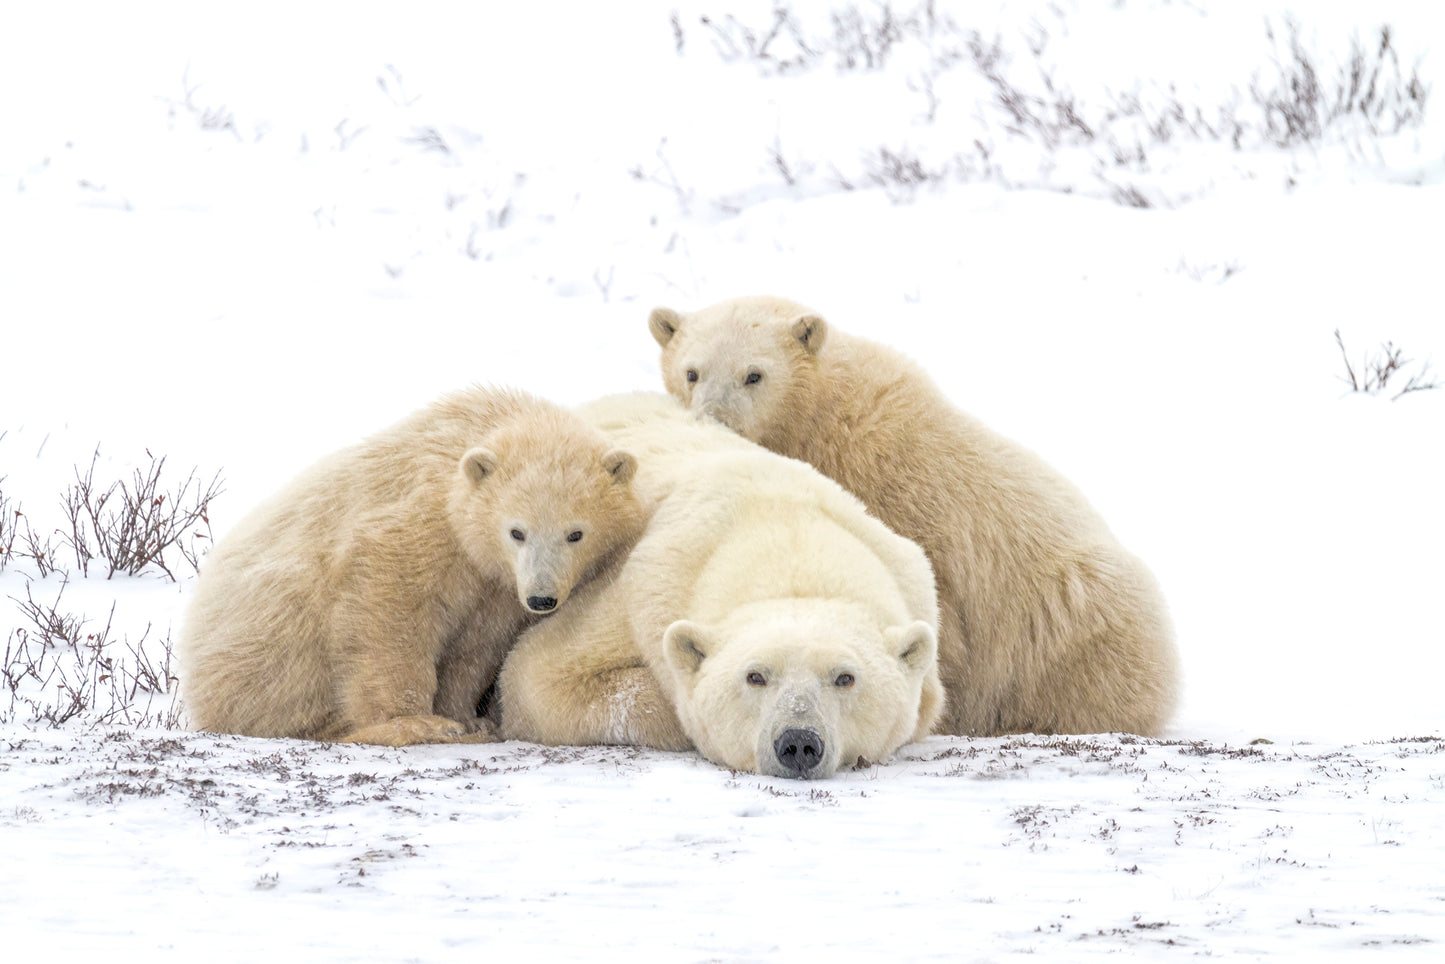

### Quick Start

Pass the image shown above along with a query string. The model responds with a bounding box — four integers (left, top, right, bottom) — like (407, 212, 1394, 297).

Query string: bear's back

(577, 391, 757, 507)
(668, 450, 935, 624)
(816, 331, 1117, 552)
(199, 386, 532, 567)
(587, 396, 938, 647)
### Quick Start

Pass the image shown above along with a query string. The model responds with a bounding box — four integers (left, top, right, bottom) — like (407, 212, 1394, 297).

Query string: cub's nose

(526, 595, 558, 614)
(773, 728, 825, 776)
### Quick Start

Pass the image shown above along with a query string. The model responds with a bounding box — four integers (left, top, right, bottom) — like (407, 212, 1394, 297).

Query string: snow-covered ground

(5, 730, 1443, 959)
(2, 1, 1442, 958)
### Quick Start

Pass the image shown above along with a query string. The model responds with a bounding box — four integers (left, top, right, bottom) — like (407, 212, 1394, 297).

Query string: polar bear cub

(178, 386, 644, 746)
(496, 393, 942, 778)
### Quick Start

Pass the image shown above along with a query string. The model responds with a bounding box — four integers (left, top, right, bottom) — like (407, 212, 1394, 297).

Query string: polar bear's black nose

(773, 728, 825, 775)
(526, 595, 558, 613)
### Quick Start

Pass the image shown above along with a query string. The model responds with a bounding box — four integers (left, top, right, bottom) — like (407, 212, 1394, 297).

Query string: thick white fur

(650, 297, 1181, 737)
(177, 386, 644, 746)
(496, 392, 942, 778)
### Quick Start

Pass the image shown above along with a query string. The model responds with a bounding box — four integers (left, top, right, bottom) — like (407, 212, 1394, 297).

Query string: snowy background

(2, 0, 1442, 957)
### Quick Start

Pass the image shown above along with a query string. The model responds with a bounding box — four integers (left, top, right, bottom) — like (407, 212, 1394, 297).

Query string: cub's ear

(460, 447, 499, 485)
(790, 313, 827, 355)
(664, 620, 715, 678)
(649, 306, 684, 347)
(604, 449, 637, 485)
(887, 621, 938, 675)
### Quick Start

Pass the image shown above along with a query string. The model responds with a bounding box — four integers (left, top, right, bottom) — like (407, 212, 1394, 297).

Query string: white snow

(2, 1, 1442, 958)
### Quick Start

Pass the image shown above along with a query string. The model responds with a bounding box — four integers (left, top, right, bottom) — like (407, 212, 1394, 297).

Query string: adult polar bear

(496, 393, 941, 779)
(649, 296, 1181, 738)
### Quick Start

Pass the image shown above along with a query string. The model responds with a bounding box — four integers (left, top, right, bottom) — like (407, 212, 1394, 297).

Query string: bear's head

(451, 415, 643, 615)
(649, 296, 826, 445)
(661, 601, 939, 779)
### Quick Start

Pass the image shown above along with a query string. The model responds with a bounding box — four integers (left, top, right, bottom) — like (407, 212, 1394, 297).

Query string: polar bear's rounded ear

(888, 621, 937, 675)
(649, 307, 684, 347)
(460, 447, 499, 485)
(790, 314, 827, 355)
(603, 449, 637, 485)
(663, 620, 714, 678)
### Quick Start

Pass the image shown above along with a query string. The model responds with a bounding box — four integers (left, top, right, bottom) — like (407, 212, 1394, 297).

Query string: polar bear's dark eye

(510, 529, 525, 543)
(746, 672, 767, 687)
(744, 370, 762, 386)
(834, 673, 855, 688)
(566, 530, 584, 543)
(685, 369, 699, 384)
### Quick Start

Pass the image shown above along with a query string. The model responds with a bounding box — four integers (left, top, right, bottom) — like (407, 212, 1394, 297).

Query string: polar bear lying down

(496, 392, 942, 779)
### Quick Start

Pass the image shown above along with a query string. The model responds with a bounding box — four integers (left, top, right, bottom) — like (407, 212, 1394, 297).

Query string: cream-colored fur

(496, 393, 942, 778)
(650, 297, 1181, 737)
(177, 386, 644, 746)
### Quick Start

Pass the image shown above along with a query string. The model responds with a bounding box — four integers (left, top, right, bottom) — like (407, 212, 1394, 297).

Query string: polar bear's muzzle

(513, 543, 573, 615)
(525, 593, 558, 614)
(758, 685, 841, 779)
(772, 727, 826, 776)
(691, 389, 750, 437)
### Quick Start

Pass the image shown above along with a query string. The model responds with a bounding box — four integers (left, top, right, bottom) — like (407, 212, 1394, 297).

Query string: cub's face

(452, 425, 641, 615)
(662, 608, 937, 779)
(649, 297, 827, 444)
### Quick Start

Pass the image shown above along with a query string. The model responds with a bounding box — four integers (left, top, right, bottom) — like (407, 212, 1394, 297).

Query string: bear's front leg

(328, 563, 462, 742)
(494, 580, 691, 752)
(339, 714, 495, 746)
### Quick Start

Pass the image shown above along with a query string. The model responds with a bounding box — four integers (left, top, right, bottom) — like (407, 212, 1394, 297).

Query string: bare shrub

(908, 70, 941, 123)
(2, 583, 180, 729)
(333, 118, 367, 151)
(1103, 181, 1153, 209)
(687, 5, 1432, 209)
(593, 266, 615, 302)
(769, 134, 816, 187)
(1334, 329, 1442, 400)
(862, 145, 949, 202)
(629, 139, 695, 215)
(403, 126, 451, 155)
(965, 30, 1095, 151)
(1253, 18, 1430, 147)
(11, 581, 86, 651)
(0, 482, 15, 571)
(1332, 26, 1431, 132)
(831, 2, 908, 70)
(5, 583, 95, 727)
(376, 64, 420, 108)
(161, 69, 241, 139)
(671, 10, 686, 54)
(0, 484, 65, 577)
(1104, 86, 1236, 156)
(700, 1, 955, 75)
(19, 516, 62, 578)
(699, 5, 814, 73)
(1176, 258, 1242, 284)
(59, 448, 223, 581)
